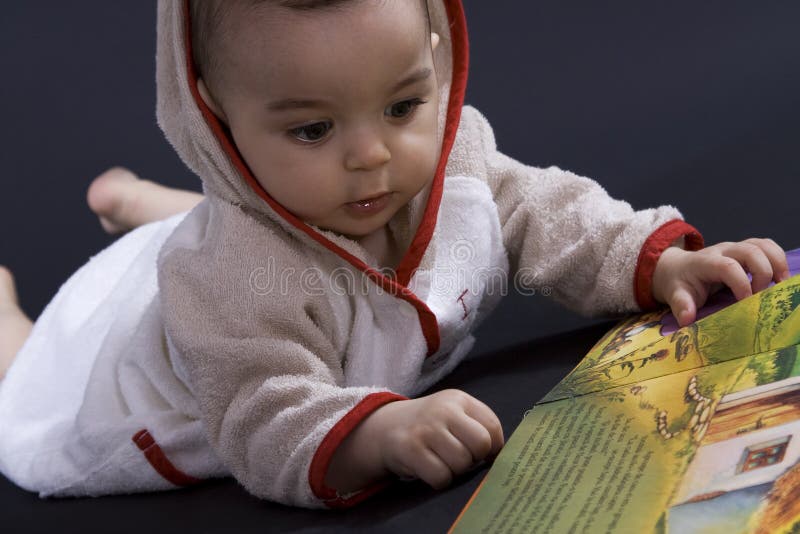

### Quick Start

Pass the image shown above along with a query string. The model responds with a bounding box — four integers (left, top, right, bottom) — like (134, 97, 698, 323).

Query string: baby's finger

(407, 448, 454, 490)
(744, 238, 790, 283)
(448, 413, 494, 462)
(721, 242, 775, 293)
(429, 429, 477, 475)
(704, 254, 752, 302)
(462, 400, 505, 456)
(667, 286, 697, 327)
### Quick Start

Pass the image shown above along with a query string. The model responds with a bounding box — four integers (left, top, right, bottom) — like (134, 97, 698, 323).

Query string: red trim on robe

(309, 392, 408, 508)
(395, 0, 470, 288)
(181, 0, 471, 357)
(132, 429, 202, 487)
(634, 220, 705, 310)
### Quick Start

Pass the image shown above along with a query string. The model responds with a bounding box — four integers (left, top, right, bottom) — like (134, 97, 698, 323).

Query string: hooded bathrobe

(0, 0, 703, 508)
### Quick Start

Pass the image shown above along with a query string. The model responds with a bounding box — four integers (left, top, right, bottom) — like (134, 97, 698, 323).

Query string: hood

(155, 0, 468, 285)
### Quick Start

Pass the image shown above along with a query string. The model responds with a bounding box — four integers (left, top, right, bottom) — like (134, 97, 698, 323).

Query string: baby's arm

(160, 297, 393, 506)
(450, 106, 702, 316)
(326, 389, 503, 492)
(163, 296, 500, 505)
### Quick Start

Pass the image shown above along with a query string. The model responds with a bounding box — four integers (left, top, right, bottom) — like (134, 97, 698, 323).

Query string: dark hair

(189, 0, 432, 100)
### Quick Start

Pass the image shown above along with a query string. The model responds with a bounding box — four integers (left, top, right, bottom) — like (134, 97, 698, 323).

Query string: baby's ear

(197, 78, 228, 124)
(431, 32, 440, 51)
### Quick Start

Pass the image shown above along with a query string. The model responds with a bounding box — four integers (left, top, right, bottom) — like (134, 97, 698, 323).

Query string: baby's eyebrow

(391, 67, 432, 93)
(266, 67, 433, 113)
(267, 98, 327, 112)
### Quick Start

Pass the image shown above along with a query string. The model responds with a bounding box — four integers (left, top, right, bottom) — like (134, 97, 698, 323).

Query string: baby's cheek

(421, 137, 442, 180)
(403, 126, 439, 174)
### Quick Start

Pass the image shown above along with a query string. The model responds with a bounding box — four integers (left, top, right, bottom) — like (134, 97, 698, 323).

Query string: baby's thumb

(669, 288, 697, 328)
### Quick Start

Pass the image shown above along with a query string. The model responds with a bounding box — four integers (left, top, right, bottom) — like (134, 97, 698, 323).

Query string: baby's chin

(322, 221, 390, 242)
(307, 209, 399, 242)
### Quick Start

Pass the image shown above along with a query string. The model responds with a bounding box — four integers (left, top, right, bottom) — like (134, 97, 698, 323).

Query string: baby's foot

(86, 167, 146, 234)
(0, 266, 19, 313)
(86, 167, 204, 234)
(0, 266, 32, 378)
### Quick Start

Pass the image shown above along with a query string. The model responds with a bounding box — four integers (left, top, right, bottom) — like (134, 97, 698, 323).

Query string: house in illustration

(668, 375, 800, 534)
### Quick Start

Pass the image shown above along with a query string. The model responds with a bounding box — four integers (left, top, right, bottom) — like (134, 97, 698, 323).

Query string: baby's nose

(344, 131, 391, 172)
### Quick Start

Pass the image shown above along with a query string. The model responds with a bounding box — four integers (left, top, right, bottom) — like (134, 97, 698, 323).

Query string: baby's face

(200, 1, 440, 239)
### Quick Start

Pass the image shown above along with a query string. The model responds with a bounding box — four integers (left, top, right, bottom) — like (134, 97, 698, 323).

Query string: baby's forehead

(194, 0, 434, 105)
(216, 0, 430, 50)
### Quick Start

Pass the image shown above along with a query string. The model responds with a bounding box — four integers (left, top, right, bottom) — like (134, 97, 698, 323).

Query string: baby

(0, 0, 789, 509)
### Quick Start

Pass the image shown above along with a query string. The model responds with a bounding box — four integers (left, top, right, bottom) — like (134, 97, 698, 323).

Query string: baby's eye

(289, 121, 332, 143)
(386, 98, 427, 119)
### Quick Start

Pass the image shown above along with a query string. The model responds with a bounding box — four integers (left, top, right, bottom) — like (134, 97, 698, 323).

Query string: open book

(450, 248, 800, 534)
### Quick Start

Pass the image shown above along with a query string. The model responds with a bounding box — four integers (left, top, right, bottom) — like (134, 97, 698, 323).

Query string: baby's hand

(652, 238, 790, 327)
(377, 390, 504, 489)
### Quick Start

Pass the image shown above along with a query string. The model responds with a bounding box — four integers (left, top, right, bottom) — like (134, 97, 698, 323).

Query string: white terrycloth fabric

(0, 0, 694, 509)
(0, 213, 226, 497)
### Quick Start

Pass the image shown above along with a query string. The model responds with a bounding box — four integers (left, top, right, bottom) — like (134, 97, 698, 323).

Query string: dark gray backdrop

(1, 2, 799, 532)
(1, 2, 798, 349)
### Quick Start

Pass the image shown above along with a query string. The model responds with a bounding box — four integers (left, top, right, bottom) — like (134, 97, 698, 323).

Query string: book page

(451, 249, 800, 534)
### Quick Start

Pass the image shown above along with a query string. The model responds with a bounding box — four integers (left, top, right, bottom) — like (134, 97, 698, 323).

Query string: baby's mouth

(346, 192, 392, 215)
